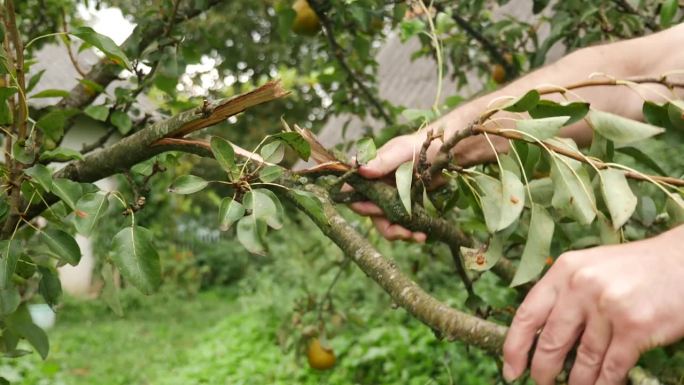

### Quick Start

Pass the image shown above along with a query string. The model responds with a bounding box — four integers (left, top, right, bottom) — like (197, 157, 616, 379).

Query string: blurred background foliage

(5, 0, 684, 383)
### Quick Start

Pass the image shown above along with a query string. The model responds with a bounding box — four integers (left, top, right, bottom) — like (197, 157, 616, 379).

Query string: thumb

(358, 134, 421, 179)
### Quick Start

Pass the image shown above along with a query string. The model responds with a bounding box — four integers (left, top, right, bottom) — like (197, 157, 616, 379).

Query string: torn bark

(17, 81, 288, 231)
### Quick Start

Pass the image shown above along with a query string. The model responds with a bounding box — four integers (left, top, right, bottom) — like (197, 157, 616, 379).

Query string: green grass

(1, 289, 242, 385)
(2, 285, 502, 385)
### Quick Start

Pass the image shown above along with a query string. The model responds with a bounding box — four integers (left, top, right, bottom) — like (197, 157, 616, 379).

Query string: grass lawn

(1, 286, 501, 385)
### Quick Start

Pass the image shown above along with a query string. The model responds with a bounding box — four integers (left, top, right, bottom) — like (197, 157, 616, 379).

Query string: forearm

(426, 23, 684, 166)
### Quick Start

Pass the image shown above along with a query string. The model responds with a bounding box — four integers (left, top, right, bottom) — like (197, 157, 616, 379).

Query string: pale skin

(351, 24, 684, 384)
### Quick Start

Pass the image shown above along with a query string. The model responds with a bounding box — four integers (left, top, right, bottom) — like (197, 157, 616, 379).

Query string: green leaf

(74, 193, 109, 236)
(529, 100, 589, 126)
(597, 212, 620, 245)
(271, 132, 311, 160)
(30, 89, 70, 99)
(110, 110, 132, 135)
(218, 197, 245, 231)
(39, 147, 84, 163)
(40, 229, 81, 266)
(666, 195, 684, 225)
(422, 188, 438, 218)
(462, 232, 507, 272)
(70, 26, 132, 69)
(0, 99, 12, 125)
(500, 153, 521, 179)
(26, 69, 46, 93)
(504, 90, 540, 112)
(259, 165, 283, 183)
(395, 160, 414, 215)
(38, 266, 62, 308)
(101, 263, 123, 316)
(36, 110, 67, 141)
(636, 195, 658, 226)
(51, 178, 83, 210)
(24, 164, 52, 191)
(550, 155, 596, 224)
(0, 241, 19, 289)
(0, 86, 18, 99)
(660, 0, 678, 27)
(515, 116, 569, 141)
(474, 174, 502, 233)
(615, 147, 667, 176)
(667, 100, 684, 131)
(168, 175, 209, 194)
(528, 177, 554, 208)
(12, 141, 34, 164)
(356, 137, 377, 164)
(111, 225, 161, 294)
(0, 285, 20, 316)
(289, 190, 324, 222)
(643, 101, 672, 128)
(260, 189, 285, 228)
(131, 159, 155, 176)
(532, 0, 551, 13)
(260, 141, 285, 164)
(237, 215, 266, 255)
(588, 110, 664, 145)
(0, 86, 16, 123)
(512, 141, 541, 179)
(511, 204, 554, 286)
(244, 189, 282, 229)
(5, 304, 49, 359)
(401, 108, 435, 122)
(497, 170, 525, 230)
(84, 105, 109, 122)
(435, 12, 456, 34)
(399, 18, 425, 42)
(210, 136, 236, 176)
(588, 133, 614, 161)
(15, 254, 36, 280)
(599, 169, 637, 229)
(79, 78, 104, 93)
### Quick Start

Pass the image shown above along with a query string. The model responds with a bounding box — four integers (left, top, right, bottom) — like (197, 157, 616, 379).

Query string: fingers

(595, 335, 640, 385)
(348, 202, 426, 242)
(503, 283, 559, 382)
(359, 135, 418, 179)
(371, 217, 426, 243)
(349, 201, 384, 216)
(569, 314, 612, 385)
(412, 231, 427, 243)
(530, 295, 585, 385)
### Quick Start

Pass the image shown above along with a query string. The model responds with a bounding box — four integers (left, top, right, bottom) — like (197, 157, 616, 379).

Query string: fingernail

(502, 363, 516, 382)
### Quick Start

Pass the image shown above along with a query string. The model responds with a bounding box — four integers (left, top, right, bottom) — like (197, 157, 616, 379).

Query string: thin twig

(308, 0, 393, 125)
(537, 76, 684, 95)
(61, 8, 87, 77)
(433, 2, 516, 78)
(2, 0, 28, 239)
(611, 0, 660, 31)
(476, 125, 684, 187)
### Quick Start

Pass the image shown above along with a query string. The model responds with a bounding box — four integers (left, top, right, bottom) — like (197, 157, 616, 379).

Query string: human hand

(503, 225, 684, 385)
(349, 132, 431, 243)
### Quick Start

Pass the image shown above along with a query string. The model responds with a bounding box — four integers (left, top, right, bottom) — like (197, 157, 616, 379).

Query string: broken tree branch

(285, 183, 508, 354)
(17, 81, 288, 229)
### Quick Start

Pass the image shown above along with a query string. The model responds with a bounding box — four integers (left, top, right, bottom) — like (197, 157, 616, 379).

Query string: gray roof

(29, 44, 158, 116)
(313, 0, 563, 154)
